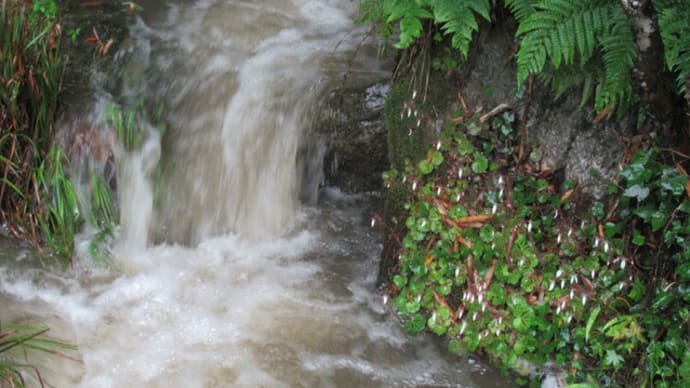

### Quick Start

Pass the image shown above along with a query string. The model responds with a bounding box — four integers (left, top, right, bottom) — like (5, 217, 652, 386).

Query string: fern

(596, 7, 637, 111)
(537, 61, 602, 107)
(516, 0, 607, 82)
(504, 0, 537, 23)
(358, 0, 494, 57)
(655, 0, 690, 95)
(383, 0, 434, 48)
(515, 0, 636, 113)
(429, 0, 495, 58)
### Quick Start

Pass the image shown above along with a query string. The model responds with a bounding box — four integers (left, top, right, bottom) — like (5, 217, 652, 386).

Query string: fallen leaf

(456, 214, 493, 225)
(560, 188, 575, 202)
(593, 103, 613, 123)
(432, 291, 451, 310)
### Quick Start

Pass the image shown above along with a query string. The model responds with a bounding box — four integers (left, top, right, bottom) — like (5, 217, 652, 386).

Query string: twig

(479, 103, 513, 123)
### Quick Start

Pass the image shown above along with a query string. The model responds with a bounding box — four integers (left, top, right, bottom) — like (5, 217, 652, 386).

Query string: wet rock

(460, 23, 631, 199)
(313, 83, 390, 193)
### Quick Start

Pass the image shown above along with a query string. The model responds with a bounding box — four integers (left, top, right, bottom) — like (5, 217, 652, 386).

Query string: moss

(378, 65, 460, 285)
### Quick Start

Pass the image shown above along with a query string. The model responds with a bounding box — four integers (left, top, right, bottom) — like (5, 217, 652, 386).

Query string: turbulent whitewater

(0, 1, 510, 387)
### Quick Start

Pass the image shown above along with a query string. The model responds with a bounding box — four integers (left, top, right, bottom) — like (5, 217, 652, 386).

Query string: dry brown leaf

(456, 214, 493, 225)
(561, 188, 575, 202)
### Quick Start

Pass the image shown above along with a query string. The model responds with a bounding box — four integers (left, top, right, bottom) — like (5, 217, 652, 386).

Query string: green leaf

(529, 149, 543, 162)
(418, 159, 434, 174)
(405, 313, 427, 333)
(604, 349, 624, 368)
(623, 184, 650, 201)
(650, 210, 669, 232)
(586, 306, 600, 344)
(591, 202, 605, 220)
(457, 136, 475, 155)
(471, 154, 489, 173)
(679, 348, 690, 383)
(632, 229, 646, 246)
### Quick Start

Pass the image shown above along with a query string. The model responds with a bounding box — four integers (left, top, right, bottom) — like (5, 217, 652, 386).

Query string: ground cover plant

(379, 103, 690, 385)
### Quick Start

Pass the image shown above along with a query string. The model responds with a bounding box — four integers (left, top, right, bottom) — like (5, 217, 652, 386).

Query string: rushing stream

(0, 1, 514, 386)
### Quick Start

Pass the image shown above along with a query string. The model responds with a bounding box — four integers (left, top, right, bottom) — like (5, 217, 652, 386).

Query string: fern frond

(429, 0, 495, 58)
(537, 61, 602, 107)
(505, 0, 537, 23)
(380, 0, 434, 49)
(596, 6, 637, 112)
(515, 0, 611, 84)
(656, 1, 690, 94)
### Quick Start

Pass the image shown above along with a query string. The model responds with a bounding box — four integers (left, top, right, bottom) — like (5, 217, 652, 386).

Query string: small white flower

(482, 304, 487, 312)
(416, 119, 421, 127)
(383, 295, 389, 305)
(582, 295, 587, 305)
(621, 260, 626, 270)
(457, 309, 464, 320)
(458, 169, 464, 179)
(371, 218, 376, 227)
(416, 294, 422, 303)
(436, 187, 441, 196)
(527, 221, 532, 233)
(549, 280, 555, 292)
(431, 311, 437, 322)
(412, 181, 417, 191)
(498, 188, 504, 199)
(594, 238, 600, 248)
(561, 279, 566, 289)
(556, 305, 562, 314)
(478, 293, 484, 304)
(567, 228, 573, 237)
(412, 90, 417, 99)
(556, 269, 563, 278)
(492, 204, 498, 214)
(498, 176, 504, 185)
(567, 315, 573, 324)
(472, 312, 478, 321)
(460, 321, 467, 334)
(591, 270, 596, 279)
(455, 266, 460, 278)
(408, 128, 413, 136)
(407, 108, 412, 118)
(557, 234, 562, 244)
(455, 193, 461, 202)
(436, 141, 442, 150)
(569, 289, 574, 299)
(554, 210, 559, 219)
(402, 175, 407, 183)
